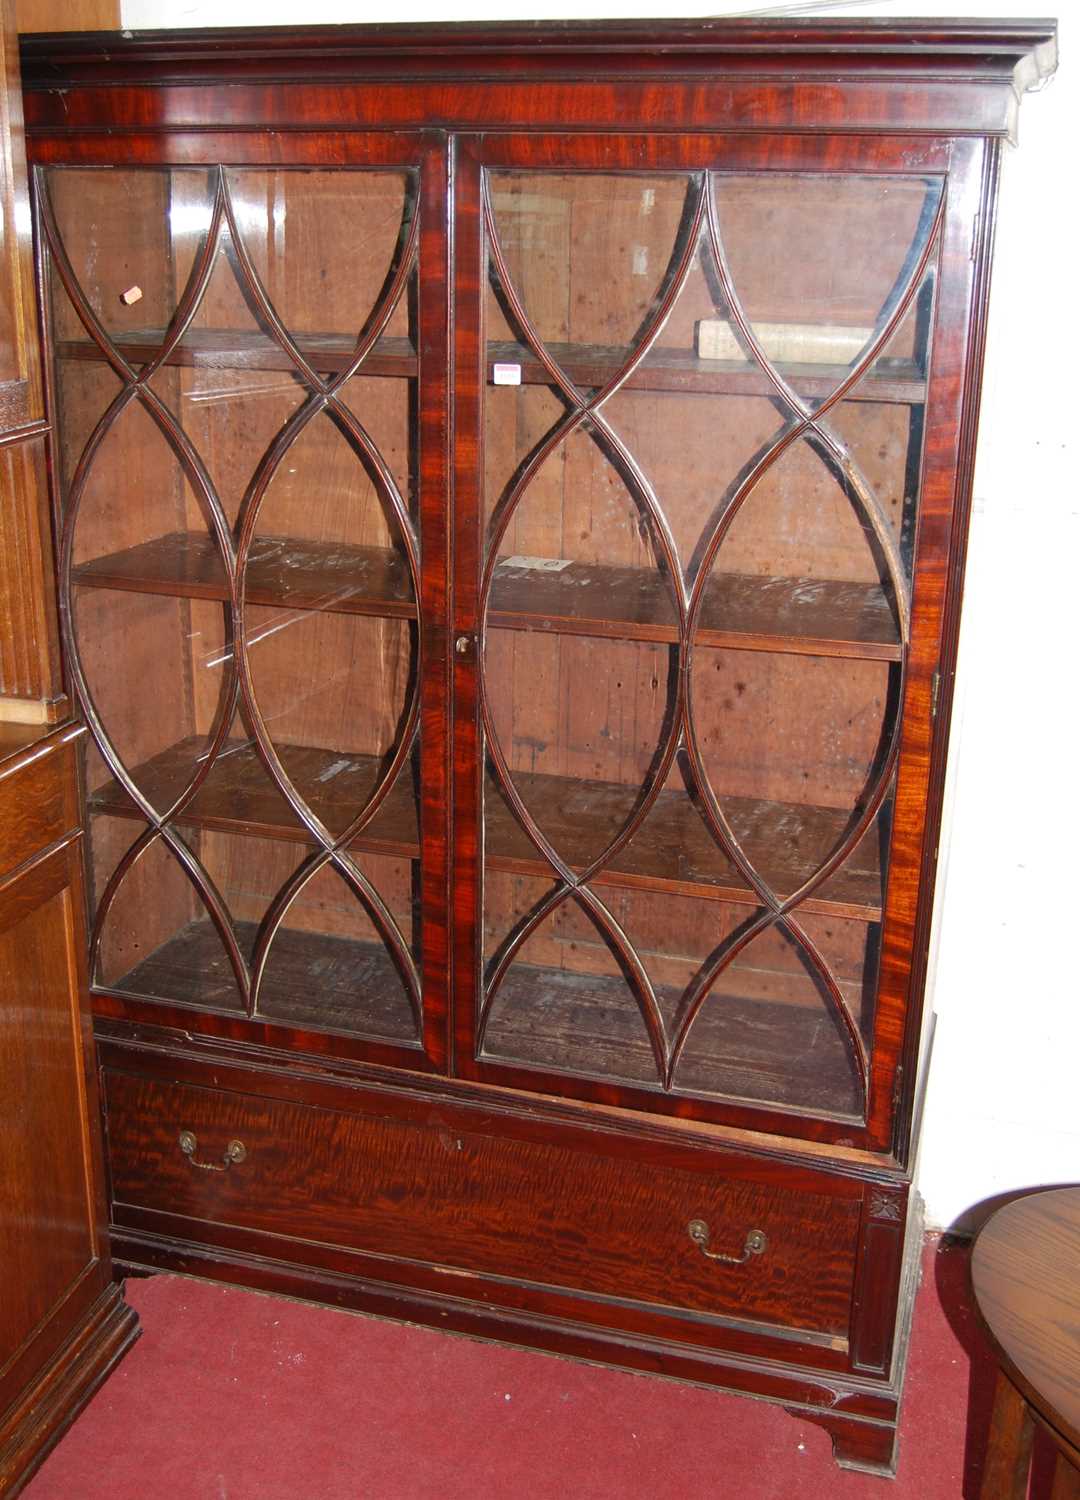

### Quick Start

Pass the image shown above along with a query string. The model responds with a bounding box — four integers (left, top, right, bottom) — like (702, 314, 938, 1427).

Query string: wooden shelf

(57, 329, 418, 379)
(485, 961, 861, 1116)
(489, 770, 884, 921)
(74, 533, 416, 622)
(107, 916, 857, 1109)
(490, 556, 901, 661)
(89, 736, 884, 920)
(74, 532, 900, 661)
(108, 917, 419, 1043)
(487, 339, 926, 406)
(55, 329, 925, 404)
(90, 738, 419, 855)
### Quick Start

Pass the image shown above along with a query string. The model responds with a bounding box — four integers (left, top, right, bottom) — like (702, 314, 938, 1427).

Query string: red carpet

(22, 1237, 1058, 1499)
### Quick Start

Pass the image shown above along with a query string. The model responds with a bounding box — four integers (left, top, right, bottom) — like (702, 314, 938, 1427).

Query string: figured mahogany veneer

(19, 16, 1057, 1481)
(103, 1066, 862, 1338)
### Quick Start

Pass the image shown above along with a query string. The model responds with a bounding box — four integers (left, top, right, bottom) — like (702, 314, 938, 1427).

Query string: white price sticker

(492, 362, 522, 386)
(499, 556, 572, 573)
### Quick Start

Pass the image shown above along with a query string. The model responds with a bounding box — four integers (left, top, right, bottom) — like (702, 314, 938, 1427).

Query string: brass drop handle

(688, 1219, 767, 1265)
(178, 1130, 247, 1172)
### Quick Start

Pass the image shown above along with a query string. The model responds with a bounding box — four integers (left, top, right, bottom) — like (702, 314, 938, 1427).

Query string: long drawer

(104, 1069, 862, 1339)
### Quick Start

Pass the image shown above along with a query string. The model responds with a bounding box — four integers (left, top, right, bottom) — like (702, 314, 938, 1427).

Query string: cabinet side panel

(0, 853, 98, 1414)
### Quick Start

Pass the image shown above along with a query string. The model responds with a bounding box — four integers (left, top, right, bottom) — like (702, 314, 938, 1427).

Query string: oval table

(971, 1187, 1080, 1499)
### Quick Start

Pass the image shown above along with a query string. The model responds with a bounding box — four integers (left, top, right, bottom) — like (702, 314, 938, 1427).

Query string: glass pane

(488, 171, 691, 361)
(479, 166, 940, 1119)
(45, 164, 424, 1045)
(88, 814, 244, 1011)
(482, 874, 661, 1085)
(711, 172, 942, 408)
(47, 167, 205, 346)
(669, 906, 874, 1116)
(199, 834, 421, 1044)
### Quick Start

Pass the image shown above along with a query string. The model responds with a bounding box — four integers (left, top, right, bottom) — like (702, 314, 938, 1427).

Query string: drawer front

(104, 1071, 861, 1337)
(0, 740, 78, 876)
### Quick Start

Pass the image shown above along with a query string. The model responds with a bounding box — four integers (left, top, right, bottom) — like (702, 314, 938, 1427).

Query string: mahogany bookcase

(17, 18, 1057, 1474)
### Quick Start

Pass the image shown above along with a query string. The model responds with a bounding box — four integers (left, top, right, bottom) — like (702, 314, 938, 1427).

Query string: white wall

(118, 0, 1078, 1233)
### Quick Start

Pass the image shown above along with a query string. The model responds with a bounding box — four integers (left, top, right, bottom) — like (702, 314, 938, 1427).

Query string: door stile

(449, 135, 485, 1079)
(415, 130, 453, 1071)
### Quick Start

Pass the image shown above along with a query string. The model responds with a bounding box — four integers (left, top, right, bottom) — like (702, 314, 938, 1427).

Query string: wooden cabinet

(17, 18, 1057, 1475)
(0, 1, 135, 1491)
(0, 727, 137, 1497)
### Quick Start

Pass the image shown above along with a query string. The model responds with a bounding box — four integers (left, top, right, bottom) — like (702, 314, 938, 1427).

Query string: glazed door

(452, 133, 985, 1149)
(36, 135, 451, 1072)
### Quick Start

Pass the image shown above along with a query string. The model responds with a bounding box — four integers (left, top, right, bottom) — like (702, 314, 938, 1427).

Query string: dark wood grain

(90, 734, 417, 850)
(490, 558, 902, 660)
(0, 849, 98, 1413)
(872, 135, 996, 1160)
(451, 126, 934, 1147)
(0, 0, 61, 725)
(0, 0, 59, 728)
(787, 1408, 899, 1477)
(111, 915, 859, 1114)
(0, 1285, 138, 1499)
(104, 1065, 861, 1335)
(0, 5, 137, 1478)
(979, 1371, 1035, 1500)
(0, 433, 66, 724)
(20, 21, 1057, 143)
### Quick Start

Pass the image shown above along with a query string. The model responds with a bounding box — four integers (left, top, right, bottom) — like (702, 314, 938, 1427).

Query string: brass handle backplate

(688, 1219, 767, 1265)
(178, 1130, 247, 1172)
